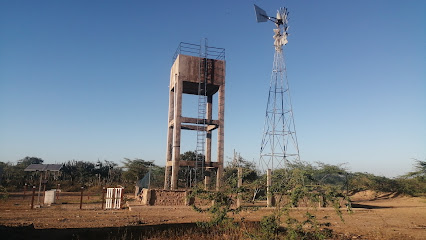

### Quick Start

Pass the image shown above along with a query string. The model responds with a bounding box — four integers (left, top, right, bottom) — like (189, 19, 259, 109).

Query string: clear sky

(1, 0, 425, 177)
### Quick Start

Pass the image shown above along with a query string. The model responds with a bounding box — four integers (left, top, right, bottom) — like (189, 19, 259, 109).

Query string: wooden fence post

(101, 187, 106, 210)
(56, 184, 60, 201)
(237, 167, 242, 208)
(80, 187, 84, 210)
(31, 186, 36, 209)
(23, 184, 27, 200)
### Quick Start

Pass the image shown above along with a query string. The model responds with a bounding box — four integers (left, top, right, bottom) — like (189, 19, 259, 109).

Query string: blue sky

(0, 0, 424, 177)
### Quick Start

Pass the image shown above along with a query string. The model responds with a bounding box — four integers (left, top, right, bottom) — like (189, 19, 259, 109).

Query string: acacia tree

(0, 162, 15, 187)
(17, 156, 44, 166)
(121, 158, 164, 189)
(2, 157, 45, 189)
(61, 160, 96, 187)
(94, 160, 118, 185)
(405, 159, 426, 178)
(121, 158, 154, 183)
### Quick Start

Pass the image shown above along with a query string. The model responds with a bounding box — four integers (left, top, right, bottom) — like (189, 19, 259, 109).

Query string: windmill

(254, 4, 300, 173)
(255, 4, 289, 47)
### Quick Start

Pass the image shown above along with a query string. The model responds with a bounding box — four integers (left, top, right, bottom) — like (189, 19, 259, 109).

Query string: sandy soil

(0, 190, 425, 239)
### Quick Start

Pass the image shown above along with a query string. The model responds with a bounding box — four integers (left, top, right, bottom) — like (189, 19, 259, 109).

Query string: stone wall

(139, 189, 194, 206)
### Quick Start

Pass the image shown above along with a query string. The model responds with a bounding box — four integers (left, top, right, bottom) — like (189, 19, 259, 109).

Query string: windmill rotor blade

(254, 4, 268, 22)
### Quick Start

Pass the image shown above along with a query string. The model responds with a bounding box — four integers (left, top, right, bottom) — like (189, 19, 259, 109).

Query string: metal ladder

(194, 41, 209, 185)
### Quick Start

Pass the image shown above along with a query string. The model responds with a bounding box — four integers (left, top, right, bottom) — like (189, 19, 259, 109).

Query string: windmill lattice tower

(256, 5, 300, 171)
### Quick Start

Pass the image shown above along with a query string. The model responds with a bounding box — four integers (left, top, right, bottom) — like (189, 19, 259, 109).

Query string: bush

(0, 186, 9, 201)
(348, 172, 426, 197)
(260, 214, 279, 239)
(397, 177, 426, 197)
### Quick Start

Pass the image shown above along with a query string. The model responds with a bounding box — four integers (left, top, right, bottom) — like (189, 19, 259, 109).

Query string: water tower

(164, 42, 225, 190)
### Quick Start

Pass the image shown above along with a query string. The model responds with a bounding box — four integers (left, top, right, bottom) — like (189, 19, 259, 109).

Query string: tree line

(0, 154, 425, 197)
(0, 156, 164, 192)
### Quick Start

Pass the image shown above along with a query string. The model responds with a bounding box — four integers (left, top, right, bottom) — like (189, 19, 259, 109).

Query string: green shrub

(0, 186, 9, 201)
(260, 214, 279, 240)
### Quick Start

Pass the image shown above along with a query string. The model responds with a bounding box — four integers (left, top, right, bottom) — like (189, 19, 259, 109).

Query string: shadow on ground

(0, 223, 201, 240)
(350, 203, 393, 209)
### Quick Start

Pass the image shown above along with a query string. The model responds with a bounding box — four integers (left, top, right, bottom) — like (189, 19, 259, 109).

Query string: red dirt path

(0, 191, 425, 239)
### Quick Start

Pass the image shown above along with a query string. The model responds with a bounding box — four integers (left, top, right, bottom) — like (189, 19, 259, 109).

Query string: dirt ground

(0, 190, 425, 239)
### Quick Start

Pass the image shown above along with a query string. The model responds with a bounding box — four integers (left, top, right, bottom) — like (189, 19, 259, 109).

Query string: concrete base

(138, 189, 194, 206)
(44, 190, 56, 205)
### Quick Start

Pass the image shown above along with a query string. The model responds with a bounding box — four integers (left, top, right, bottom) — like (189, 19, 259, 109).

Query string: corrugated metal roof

(24, 164, 63, 172)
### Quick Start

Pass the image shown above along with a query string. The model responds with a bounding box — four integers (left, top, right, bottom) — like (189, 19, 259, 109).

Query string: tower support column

(171, 76, 182, 190)
(216, 83, 225, 190)
(204, 95, 213, 189)
(164, 78, 175, 189)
